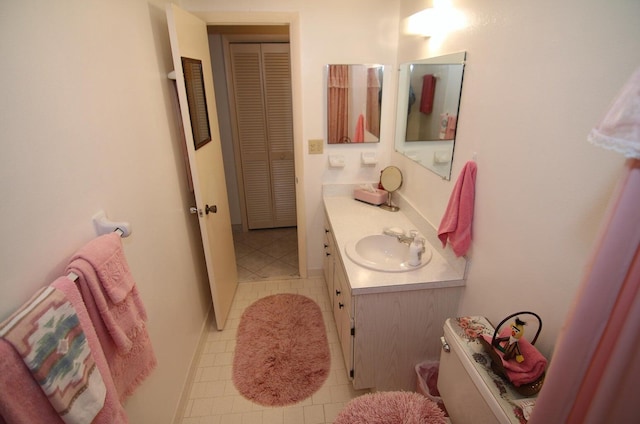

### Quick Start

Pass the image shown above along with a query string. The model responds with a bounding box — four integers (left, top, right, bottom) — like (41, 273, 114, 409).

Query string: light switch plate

(308, 139, 323, 154)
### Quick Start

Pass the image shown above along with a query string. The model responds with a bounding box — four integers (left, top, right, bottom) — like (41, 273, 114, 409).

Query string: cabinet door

(333, 254, 354, 377)
(323, 219, 334, 300)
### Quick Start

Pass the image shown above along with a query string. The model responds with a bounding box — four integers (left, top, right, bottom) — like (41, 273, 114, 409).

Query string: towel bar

(93, 210, 131, 237)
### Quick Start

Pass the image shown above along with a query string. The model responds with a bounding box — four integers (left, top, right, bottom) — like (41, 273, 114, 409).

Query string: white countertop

(323, 190, 466, 295)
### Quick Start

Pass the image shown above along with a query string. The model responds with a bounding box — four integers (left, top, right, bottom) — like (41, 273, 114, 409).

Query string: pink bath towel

(438, 161, 477, 256)
(420, 74, 436, 115)
(354, 113, 365, 142)
(0, 277, 128, 424)
(66, 233, 157, 401)
(481, 328, 547, 387)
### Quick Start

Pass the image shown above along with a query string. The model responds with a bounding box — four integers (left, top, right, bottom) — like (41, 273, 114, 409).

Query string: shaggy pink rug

(232, 294, 330, 406)
(335, 392, 447, 424)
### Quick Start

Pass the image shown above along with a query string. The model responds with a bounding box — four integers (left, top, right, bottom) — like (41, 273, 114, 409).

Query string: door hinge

(350, 327, 355, 336)
(350, 369, 354, 378)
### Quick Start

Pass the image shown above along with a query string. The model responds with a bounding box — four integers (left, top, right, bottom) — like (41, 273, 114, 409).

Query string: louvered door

(229, 43, 295, 229)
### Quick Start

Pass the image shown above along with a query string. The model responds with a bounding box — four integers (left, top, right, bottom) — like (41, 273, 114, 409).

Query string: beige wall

(0, 1, 211, 422)
(394, 0, 640, 357)
(2, 0, 639, 421)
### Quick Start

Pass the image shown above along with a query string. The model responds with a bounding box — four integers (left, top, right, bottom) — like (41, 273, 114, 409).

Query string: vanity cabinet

(332, 248, 354, 378)
(350, 286, 461, 390)
(322, 204, 463, 392)
(324, 219, 354, 377)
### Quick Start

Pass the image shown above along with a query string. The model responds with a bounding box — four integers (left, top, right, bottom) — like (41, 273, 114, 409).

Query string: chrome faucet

(383, 228, 419, 246)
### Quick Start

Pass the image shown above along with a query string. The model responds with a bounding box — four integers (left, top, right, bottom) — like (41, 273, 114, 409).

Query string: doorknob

(205, 204, 217, 214)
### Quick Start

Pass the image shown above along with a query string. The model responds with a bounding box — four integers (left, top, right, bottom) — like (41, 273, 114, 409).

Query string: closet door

(229, 43, 295, 229)
(261, 43, 296, 228)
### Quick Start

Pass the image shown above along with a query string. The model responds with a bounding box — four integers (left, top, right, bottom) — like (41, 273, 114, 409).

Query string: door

(228, 43, 296, 229)
(166, 4, 238, 330)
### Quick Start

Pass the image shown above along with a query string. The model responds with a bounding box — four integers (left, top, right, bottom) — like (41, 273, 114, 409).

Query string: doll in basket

(495, 318, 526, 363)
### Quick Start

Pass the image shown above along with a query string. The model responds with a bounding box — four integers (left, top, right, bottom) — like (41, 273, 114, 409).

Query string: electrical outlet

(308, 139, 324, 154)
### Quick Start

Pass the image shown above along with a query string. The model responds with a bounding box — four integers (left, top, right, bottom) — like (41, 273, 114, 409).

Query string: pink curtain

(366, 68, 381, 138)
(328, 65, 350, 143)
(530, 159, 640, 423)
(531, 66, 640, 423)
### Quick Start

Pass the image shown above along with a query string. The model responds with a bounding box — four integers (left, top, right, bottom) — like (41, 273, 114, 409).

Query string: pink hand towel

(66, 233, 157, 401)
(445, 115, 457, 139)
(420, 74, 436, 115)
(354, 113, 365, 143)
(438, 160, 477, 256)
(481, 328, 547, 387)
(0, 277, 128, 424)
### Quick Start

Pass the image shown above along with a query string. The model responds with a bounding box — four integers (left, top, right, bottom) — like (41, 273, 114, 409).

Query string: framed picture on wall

(181, 57, 212, 150)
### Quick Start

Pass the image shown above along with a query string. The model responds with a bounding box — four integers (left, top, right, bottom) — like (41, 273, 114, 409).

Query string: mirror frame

(182, 57, 212, 150)
(326, 64, 384, 144)
(394, 52, 466, 180)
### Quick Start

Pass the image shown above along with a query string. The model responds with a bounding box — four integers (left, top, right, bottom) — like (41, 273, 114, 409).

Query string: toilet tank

(438, 317, 535, 424)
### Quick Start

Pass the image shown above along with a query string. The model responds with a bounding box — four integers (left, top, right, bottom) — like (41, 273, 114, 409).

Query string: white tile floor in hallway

(233, 227, 300, 283)
(178, 277, 369, 424)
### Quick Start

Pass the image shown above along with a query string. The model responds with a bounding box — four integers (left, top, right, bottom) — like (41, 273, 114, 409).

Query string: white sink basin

(344, 234, 432, 272)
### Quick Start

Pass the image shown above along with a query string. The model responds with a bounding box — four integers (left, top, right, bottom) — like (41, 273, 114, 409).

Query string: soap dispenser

(408, 233, 424, 267)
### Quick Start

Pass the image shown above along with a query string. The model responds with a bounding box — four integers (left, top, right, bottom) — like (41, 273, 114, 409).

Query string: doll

(496, 317, 526, 363)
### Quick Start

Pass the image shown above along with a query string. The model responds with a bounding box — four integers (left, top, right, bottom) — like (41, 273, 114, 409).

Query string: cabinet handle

(335, 289, 341, 296)
(339, 302, 344, 309)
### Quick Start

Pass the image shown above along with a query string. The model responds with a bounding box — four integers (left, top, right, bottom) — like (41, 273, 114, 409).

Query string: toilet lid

(444, 316, 538, 423)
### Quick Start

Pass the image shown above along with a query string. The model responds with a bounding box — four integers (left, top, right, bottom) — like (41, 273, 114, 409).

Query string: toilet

(437, 316, 535, 424)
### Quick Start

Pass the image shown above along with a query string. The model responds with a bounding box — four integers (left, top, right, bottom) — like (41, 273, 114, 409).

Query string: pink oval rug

(232, 294, 330, 406)
(335, 392, 447, 424)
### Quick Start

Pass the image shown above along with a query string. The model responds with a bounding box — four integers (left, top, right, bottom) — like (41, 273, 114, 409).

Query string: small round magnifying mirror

(379, 166, 402, 212)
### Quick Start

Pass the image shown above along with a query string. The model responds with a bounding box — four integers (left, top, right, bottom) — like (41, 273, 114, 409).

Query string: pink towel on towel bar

(66, 233, 157, 401)
(481, 328, 547, 387)
(438, 160, 477, 256)
(420, 74, 436, 115)
(0, 277, 128, 424)
(354, 114, 365, 143)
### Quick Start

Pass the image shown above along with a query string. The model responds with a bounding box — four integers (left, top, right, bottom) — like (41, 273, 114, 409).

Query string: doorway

(207, 25, 299, 281)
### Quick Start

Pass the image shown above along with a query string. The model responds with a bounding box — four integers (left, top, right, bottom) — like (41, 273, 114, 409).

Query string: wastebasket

(415, 361, 448, 416)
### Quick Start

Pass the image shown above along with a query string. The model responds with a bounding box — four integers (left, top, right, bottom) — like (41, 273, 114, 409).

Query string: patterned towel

(0, 286, 106, 423)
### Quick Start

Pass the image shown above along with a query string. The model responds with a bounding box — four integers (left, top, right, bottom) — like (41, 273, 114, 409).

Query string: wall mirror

(394, 52, 466, 179)
(326, 64, 384, 144)
(181, 57, 212, 150)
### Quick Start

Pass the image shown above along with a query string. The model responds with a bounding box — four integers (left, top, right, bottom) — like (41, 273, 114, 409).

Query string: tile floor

(233, 227, 300, 283)
(177, 277, 369, 424)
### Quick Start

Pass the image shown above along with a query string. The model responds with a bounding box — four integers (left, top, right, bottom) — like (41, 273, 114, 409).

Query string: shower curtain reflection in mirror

(327, 64, 383, 144)
(328, 65, 350, 143)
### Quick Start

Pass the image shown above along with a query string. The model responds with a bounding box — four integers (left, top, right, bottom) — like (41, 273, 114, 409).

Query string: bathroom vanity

(323, 184, 466, 391)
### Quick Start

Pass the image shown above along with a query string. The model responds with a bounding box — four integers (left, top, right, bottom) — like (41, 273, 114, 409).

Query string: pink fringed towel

(66, 233, 157, 401)
(438, 160, 477, 256)
(420, 74, 436, 115)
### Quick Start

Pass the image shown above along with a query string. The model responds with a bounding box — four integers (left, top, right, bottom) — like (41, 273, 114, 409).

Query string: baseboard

(172, 306, 213, 424)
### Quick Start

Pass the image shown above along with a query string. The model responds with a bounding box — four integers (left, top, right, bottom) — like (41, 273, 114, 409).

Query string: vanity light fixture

(406, 0, 466, 38)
